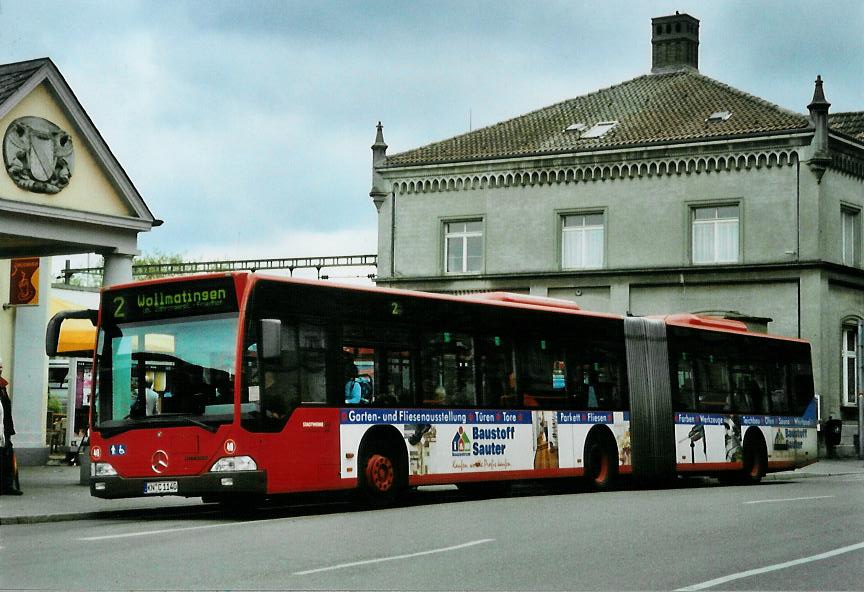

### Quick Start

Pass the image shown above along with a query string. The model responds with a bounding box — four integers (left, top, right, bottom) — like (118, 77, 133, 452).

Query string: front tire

(360, 451, 402, 507)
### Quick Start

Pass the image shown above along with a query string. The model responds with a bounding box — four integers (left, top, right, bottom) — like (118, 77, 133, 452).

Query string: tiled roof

(829, 112, 864, 141)
(384, 71, 812, 167)
(0, 59, 47, 105)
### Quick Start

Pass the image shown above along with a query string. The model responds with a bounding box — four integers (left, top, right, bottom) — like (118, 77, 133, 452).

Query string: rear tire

(719, 438, 766, 485)
(584, 436, 618, 491)
(740, 439, 767, 484)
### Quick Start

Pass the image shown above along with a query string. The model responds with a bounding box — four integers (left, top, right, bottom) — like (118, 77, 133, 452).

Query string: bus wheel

(584, 437, 618, 491)
(361, 451, 400, 506)
(740, 440, 767, 484)
(721, 439, 767, 485)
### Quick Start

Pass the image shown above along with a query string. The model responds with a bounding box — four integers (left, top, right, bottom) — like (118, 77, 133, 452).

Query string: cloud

(8, 0, 864, 266)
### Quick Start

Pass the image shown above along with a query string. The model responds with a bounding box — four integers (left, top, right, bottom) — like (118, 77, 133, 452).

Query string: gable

(0, 82, 134, 217)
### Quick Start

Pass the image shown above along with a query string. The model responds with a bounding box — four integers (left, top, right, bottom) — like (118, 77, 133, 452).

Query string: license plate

(144, 481, 178, 494)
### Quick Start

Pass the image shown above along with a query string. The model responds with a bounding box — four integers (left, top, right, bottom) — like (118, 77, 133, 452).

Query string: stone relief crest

(3, 116, 74, 194)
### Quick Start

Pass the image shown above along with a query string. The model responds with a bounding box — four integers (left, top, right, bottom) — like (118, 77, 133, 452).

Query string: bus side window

(477, 336, 516, 408)
(568, 343, 629, 411)
(342, 345, 376, 405)
(672, 352, 696, 411)
(790, 362, 814, 416)
(259, 321, 328, 425)
(518, 338, 566, 410)
(767, 362, 790, 415)
(384, 349, 412, 406)
(730, 363, 768, 414)
(420, 332, 476, 407)
(298, 323, 327, 404)
(696, 354, 731, 413)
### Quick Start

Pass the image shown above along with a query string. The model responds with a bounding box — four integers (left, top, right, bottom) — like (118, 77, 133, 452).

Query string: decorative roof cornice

(391, 148, 800, 195)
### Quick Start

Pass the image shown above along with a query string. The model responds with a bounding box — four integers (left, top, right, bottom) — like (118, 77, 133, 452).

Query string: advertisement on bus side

(339, 408, 633, 479)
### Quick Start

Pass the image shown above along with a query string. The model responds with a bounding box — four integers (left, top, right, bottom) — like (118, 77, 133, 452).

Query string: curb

(764, 470, 863, 481)
(0, 503, 213, 526)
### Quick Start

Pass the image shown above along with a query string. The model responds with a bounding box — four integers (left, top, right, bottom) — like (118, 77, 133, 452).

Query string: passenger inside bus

(344, 360, 370, 405)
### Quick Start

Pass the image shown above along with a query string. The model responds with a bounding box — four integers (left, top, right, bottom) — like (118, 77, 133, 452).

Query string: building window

(842, 323, 859, 406)
(444, 220, 482, 273)
(692, 205, 739, 264)
(841, 208, 859, 267)
(562, 213, 604, 269)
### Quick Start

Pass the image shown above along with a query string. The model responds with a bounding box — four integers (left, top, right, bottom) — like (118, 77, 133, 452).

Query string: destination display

(103, 277, 238, 323)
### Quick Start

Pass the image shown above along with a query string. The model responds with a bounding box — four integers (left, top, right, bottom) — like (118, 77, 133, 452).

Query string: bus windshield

(93, 312, 239, 435)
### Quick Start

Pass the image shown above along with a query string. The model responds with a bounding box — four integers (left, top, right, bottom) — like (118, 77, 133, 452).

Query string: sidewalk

(0, 465, 207, 525)
(2, 459, 864, 525)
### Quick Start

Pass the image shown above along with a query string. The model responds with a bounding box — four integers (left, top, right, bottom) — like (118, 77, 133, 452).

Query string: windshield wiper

(160, 414, 219, 433)
(98, 424, 136, 439)
(100, 415, 219, 436)
(181, 416, 219, 433)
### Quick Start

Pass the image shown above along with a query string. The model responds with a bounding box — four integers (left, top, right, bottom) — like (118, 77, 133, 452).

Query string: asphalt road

(2, 475, 863, 591)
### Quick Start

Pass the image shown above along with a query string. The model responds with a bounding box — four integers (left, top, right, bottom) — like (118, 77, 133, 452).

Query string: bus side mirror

(260, 319, 282, 360)
(45, 309, 98, 357)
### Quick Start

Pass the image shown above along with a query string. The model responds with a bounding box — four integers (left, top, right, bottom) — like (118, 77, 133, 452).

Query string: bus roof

(102, 272, 806, 343)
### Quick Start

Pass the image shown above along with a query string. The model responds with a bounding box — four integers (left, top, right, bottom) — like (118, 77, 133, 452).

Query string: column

(103, 252, 134, 287)
(10, 256, 52, 465)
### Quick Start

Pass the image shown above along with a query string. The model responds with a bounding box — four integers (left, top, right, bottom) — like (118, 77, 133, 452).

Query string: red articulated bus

(47, 272, 817, 506)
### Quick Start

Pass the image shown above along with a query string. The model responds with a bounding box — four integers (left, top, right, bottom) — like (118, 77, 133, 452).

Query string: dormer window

(582, 121, 618, 138)
(706, 111, 732, 123)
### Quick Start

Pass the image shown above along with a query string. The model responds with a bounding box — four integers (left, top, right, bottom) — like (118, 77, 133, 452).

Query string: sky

(1, 0, 862, 277)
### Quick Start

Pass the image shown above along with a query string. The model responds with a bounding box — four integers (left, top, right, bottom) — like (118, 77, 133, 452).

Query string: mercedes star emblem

(151, 450, 169, 474)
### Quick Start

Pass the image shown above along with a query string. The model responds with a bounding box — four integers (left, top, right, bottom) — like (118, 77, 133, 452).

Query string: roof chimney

(651, 13, 700, 73)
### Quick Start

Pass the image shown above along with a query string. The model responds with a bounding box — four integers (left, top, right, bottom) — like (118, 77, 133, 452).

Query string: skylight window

(565, 122, 588, 133)
(706, 111, 732, 123)
(582, 121, 618, 138)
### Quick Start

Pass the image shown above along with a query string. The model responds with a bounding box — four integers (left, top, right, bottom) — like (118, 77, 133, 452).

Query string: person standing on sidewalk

(0, 357, 23, 495)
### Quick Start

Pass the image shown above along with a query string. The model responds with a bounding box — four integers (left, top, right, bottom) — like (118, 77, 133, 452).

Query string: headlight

(91, 462, 118, 477)
(209, 456, 257, 472)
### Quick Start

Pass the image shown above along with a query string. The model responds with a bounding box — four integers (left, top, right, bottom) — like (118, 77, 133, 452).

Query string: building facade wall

(384, 151, 802, 280)
(377, 140, 864, 457)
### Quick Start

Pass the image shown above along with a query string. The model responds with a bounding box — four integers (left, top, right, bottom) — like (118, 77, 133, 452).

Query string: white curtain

(692, 222, 714, 264)
(563, 226, 603, 268)
(693, 219, 737, 263)
(715, 220, 738, 262)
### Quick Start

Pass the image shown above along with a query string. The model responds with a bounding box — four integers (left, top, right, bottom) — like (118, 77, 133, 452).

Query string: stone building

(369, 14, 864, 455)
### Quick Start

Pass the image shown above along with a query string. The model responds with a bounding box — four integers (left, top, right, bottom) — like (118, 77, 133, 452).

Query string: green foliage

(133, 250, 195, 280)
(47, 395, 62, 414)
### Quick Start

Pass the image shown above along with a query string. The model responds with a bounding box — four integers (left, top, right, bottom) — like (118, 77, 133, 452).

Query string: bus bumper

(90, 471, 267, 499)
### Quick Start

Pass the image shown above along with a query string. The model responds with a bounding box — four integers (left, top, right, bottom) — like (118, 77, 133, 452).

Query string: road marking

(743, 495, 834, 505)
(78, 519, 270, 541)
(676, 541, 864, 591)
(293, 538, 495, 575)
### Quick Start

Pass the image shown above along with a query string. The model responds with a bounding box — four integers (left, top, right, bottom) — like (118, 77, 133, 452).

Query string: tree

(133, 250, 195, 280)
